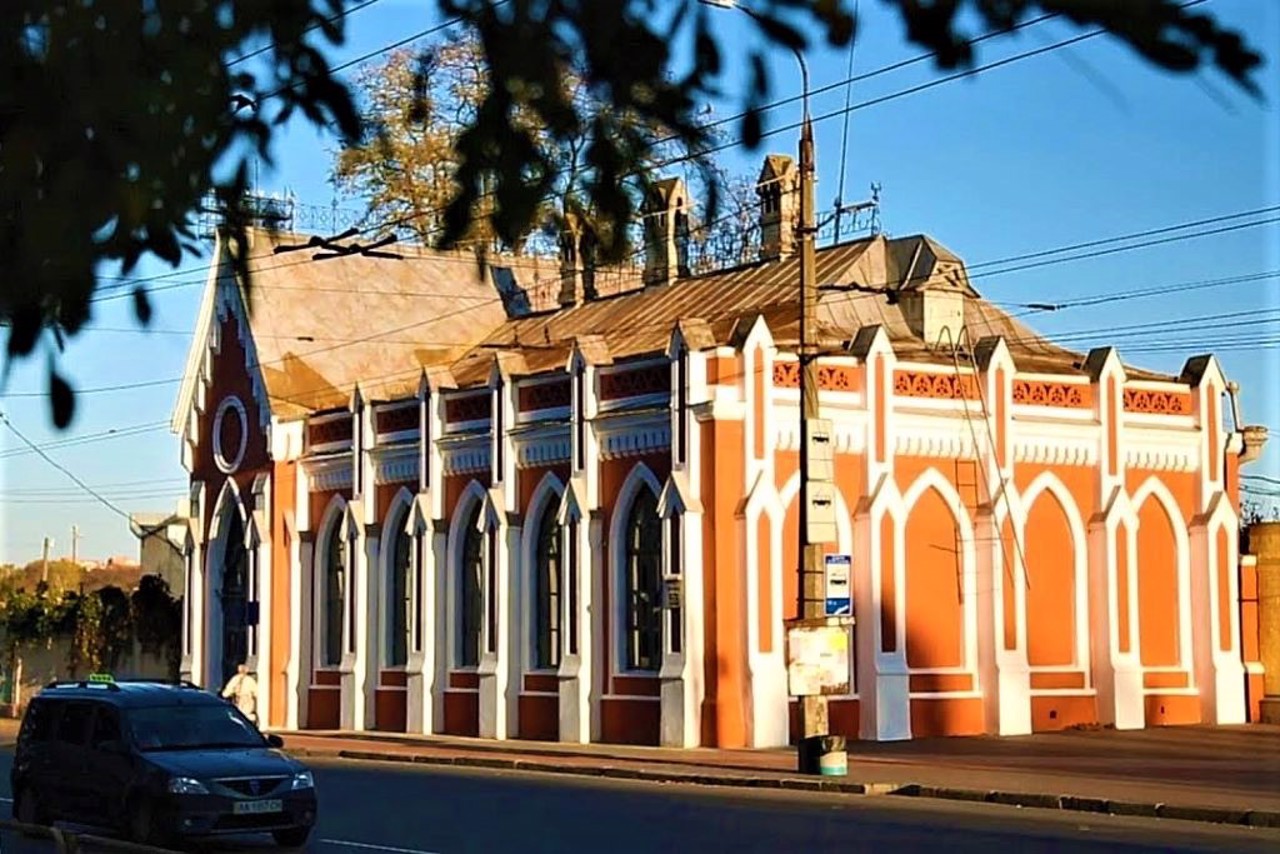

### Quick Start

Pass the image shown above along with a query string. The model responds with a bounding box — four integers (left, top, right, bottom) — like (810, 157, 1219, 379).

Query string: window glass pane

(55, 702, 93, 745)
(323, 521, 345, 666)
(388, 513, 411, 667)
(129, 704, 262, 751)
(625, 489, 662, 671)
(535, 505, 561, 669)
(90, 706, 121, 748)
(460, 502, 483, 667)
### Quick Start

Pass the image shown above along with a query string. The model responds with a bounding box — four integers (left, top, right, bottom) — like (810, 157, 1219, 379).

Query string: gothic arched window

(459, 502, 483, 667)
(534, 504, 561, 670)
(385, 507, 411, 668)
(321, 518, 346, 667)
(624, 488, 662, 671)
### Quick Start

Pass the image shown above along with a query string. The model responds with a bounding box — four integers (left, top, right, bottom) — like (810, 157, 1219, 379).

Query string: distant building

(168, 156, 1267, 746)
(128, 513, 186, 596)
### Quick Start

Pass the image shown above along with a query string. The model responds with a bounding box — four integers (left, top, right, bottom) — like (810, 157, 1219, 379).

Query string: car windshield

(128, 704, 265, 751)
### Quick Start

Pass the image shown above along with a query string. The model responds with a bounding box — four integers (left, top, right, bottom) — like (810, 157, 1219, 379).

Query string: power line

(0, 411, 132, 519)
(16, 202, 1280, 403)
(87, 3, 1077, 301)
(0, 421, 169, 460)
(228, 0, 387, 67)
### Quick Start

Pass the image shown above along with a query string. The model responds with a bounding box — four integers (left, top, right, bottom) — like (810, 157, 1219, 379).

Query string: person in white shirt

(221, 662, 259, 725)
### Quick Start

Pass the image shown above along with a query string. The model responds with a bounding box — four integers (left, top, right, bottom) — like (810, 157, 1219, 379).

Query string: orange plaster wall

(896, 460, 966, 670)
(268, 460, 296, 728)
(1001, 517, 1017, 652)
(1216, 528, 1232, 652)
(518, 463, 571, 516)
(1130, 480, 1182, 668)
(309, 488, 351, 533)
(1030, 696, 1097, 732)
(910, 698, 984, 737)
(1023, 488, 1078, 667)
(703, 419, 748, 748)
(376, 480, 418, 521)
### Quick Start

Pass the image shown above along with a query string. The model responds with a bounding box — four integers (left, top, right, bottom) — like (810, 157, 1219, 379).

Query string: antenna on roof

(273, 229, 403, 261)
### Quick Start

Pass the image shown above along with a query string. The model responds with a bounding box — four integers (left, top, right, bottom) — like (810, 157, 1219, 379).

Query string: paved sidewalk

(275, 723, 1280, 826)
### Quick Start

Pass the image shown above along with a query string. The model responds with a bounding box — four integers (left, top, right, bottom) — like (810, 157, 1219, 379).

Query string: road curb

(290, 744, 1274, 829)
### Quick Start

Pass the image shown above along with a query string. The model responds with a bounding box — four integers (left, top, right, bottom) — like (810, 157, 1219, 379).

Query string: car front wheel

(272, 826, 312, 848)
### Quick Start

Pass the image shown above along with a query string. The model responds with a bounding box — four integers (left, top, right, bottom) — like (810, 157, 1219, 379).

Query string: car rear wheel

(14, 785, 50, 836)
(272, 826, 312, 848)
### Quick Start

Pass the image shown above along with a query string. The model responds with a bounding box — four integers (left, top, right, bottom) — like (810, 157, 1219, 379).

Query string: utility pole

(702, 0, 845, 776)
(41, 536, 52, 584)
(71, 524, 81, 565)
(796, 90, 831, 760)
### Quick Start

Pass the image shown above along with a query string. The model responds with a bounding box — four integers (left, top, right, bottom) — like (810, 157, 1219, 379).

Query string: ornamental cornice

(373, 445, 419, 486)
(440, 436, 491, 475)
(1123, 444, 1198, 473)
(513, 425, 572, 468)
(894, 427, 977, 459)
(303, 454, 353, 492)
(774, 417, 866, 454)
(1012, 436, 1098, 467)
(595, 413, 671, 460)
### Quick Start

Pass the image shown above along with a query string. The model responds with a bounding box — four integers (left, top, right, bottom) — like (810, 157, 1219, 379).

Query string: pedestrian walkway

(274, 723, 1280, 823)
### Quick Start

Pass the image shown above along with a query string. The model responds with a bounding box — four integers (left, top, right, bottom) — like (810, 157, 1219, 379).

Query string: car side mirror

(265, 734, 284, 749)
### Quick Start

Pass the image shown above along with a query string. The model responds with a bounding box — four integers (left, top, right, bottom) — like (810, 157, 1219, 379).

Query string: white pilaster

(849, 326, 910, 741)
(974, 337, 1031, 736)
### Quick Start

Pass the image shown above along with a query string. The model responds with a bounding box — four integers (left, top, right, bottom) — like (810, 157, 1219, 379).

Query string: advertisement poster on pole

(824, 554, 851, 617)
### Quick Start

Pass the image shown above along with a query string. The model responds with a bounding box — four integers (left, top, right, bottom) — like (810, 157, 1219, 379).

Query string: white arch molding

(446, 480, 489, 670)
(898, 467, 979, 677)
(380, 487, 416, 672)
(313, 493, 350, 674)
(1128, 475, 1194, 681)
(522, 471, 566, 674)
(204, 477, 249, 692)
(609, 462, 663, 677)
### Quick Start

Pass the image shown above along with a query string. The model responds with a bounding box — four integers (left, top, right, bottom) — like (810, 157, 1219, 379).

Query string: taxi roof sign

(87, 673, 115, 683)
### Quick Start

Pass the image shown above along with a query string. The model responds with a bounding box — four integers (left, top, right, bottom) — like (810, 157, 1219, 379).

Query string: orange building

(170, 160, 1267, 746)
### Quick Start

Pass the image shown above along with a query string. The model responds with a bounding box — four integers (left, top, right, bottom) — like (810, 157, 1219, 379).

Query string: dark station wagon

(9, 675, 317, 848)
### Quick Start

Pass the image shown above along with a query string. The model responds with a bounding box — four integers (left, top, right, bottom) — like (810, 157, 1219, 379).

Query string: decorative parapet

(1122, 387, 1193, 415)
(599, 362, 670, 401)
(771, 361, 860, 391)
(892, 370, 978, 400)
(1012, 379, 1092, 409)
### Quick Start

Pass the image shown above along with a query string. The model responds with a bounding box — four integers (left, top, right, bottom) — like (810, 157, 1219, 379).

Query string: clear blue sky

(1, 0, 1277, 564)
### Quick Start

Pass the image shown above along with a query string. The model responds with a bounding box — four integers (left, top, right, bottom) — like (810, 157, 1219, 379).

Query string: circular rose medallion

(213, 396, 248, 474)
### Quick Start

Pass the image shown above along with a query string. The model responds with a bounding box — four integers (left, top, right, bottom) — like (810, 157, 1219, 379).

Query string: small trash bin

(798, 734, 847, 776)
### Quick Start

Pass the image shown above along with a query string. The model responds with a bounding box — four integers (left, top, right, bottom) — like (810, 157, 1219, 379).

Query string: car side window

(90, 704, 122, 749)
(54, 701, 93, 746)
(19, 699, 55, 744)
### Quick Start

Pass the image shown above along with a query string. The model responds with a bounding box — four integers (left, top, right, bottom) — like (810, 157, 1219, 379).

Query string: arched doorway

(218, 509, 250, 690)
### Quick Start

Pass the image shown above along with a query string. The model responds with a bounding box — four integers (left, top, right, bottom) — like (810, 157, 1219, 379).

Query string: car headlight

(167, 776, 209, 795)
(290, 771, 314, 790)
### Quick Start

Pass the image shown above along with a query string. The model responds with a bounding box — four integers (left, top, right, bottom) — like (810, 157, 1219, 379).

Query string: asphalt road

(2, 750, 1278, 854)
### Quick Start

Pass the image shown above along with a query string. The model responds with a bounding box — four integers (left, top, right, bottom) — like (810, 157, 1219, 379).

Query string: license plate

(233, 799, 283, 815)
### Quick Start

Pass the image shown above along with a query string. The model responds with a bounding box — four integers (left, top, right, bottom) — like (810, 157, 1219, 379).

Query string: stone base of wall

(1260, 697, 1280, 724)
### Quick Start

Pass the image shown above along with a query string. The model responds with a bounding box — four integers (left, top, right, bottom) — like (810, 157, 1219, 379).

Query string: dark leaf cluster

(1, 1, 359, 427)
